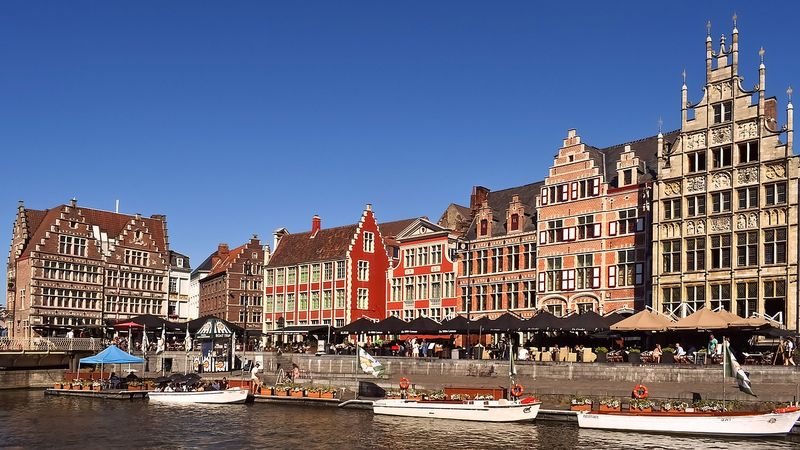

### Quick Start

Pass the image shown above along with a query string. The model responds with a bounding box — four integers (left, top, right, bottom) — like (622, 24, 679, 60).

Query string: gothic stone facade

(652, 24, 800, 330)
(7, 199, 170, 337)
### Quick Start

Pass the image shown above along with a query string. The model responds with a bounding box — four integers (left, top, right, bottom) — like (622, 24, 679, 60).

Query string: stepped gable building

(386, 218, 460, 321)
(197, 236, 265, 332)
(652, 22, 799, 330)
(535, 129, 674, 316)
(458, 183, 542, 319)
(263, 205, 414, 330)
(167, 250, 191, 321)
(6, 199, 170, 337)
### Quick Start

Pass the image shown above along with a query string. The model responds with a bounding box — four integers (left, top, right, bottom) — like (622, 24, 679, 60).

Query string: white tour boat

(147, 387, 249, 405)
(373, 397, 541, 422)
(576, 407, 800, 436)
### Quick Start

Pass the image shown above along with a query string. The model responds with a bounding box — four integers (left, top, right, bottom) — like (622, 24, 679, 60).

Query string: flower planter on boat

(307, 391, 321, 398)
(53, 383, 63, 390)
(321, 392, 335, 399)
(290, 390, 305, 398)
(599, 405, 621, 412)
(571, 404, 592, 411)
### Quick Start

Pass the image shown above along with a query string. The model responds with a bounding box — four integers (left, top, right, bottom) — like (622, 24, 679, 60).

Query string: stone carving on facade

(713, 81, 732, 100)
(661, 223, 681, 238)
(765, 164, 787, 179)
(711, 126, 732, 145)
(736, 213, 758, 230)
(710, 217, 732, 232)
(737, 167, 759, 184)
(685, 132, 706, 151)
(711, 172, 732, 190)
(737, 121, 758, 140)
(686, 221, 695, 235)
(663, 181, 681, 196)
(764, 208, 788, 226)
(686, 176, 706, 193)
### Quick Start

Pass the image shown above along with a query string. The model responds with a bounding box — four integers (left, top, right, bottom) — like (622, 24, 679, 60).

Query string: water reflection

(0, 390, 797, 449)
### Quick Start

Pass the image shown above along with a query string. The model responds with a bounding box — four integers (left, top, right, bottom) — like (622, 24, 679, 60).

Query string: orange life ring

(633, 384, 648, 399)
(399, 377, 410, 390)
(510, 383, 524, 398)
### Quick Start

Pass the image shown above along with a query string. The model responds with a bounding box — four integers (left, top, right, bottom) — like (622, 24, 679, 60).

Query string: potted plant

(595, 347, 608, 363)
(307, 386, 321, 398)
(693, 399, 727, 412)
(290, 385, 305, 397)
(385, 389, 402, 399)
(598, 397, 621, 412)
(53, 382, 63, 390)
(570, 396, 593, 411)
(661, 347, 676, 364)
(127, 381, 141, 391)
(82, 382, 92, 391)
(321, 387, 336, 399)
(92, 381, 101, 392)
(660, 400, 689, 412)
(629, 398, 654, 412)
(627, 348, 641, 364)
(428, 390, 447, 401)
(274, 385, 290, 397)
(406, 389, 421, 401)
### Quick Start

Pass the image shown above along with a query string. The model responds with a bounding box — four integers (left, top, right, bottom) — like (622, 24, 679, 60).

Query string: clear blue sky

(2, 2, 799, 304)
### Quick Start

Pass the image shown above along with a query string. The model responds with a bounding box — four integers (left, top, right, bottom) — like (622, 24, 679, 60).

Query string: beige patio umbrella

(670, 307, 729, 330)
(610, 310, 674, 332)
(716, 309, 769, 328)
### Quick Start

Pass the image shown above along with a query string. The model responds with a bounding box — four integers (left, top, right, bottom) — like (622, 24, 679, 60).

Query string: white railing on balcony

(0, 337, 105, 352)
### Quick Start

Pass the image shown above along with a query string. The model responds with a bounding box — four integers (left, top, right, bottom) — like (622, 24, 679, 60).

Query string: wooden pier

(44, 388, 148, 400)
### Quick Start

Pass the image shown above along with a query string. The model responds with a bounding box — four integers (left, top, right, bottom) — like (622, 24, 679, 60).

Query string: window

(738, 141, 759, 163)
(491, 248, 503, 273)
(736, 281, 758, 318)
(684, 237, 705, 271)
(545, 257, 562, 292)
(711, 191, 732, 213)
(764, 227, 787, 265)
(710, 234, 731, 269)
(265, 295, 273, 310)
(287, 268, 296, 284)
(404, 277, 414, 301)
(363, 232, 374, 253)
(275, 294, 284, 311)
(311, 264, 320, 282)
(491, 284, 503, 310)
(176, 257, 184, 268)
(429, 308, 441, 321)
(311, 292, 320, 310)
(323, 262, 333, 281)
(764, 279, 787, 323)
(276, 269, 285, 285)
(547, 220, 565, 243)
(336, 262, 346, 279)
(335, 289, 345, 308)
(391, 279, 402, 301)
(712, 146, 732, 168)
(687, 195, 706, 217)
(577, 215, 600, 239)
(444, 273, 456, 298)
(688, 151, 706, 172)
(506, 246, 519, 271)
(404, 248, 415, 267)
(298, 293, 308, 310)
(266, 270, 274, 286)
(477, 250, 488, 274)
(417, 275, 428, 299)
(430, 274, 442, 299)
(623, 169, 633, 186)
(736, 231, 758, 267)
(523, 281, 535, 308)
(299, 266, 309, 283)
(510, 214, 520, 231)
(286, 293, 295, 311)
(662, 240, 681, 273)
(170, 277, 179, 293)
(239, 310, 247, 323)
(417, 247, 429, 266)
(686, 285, 706, 313)
(335, 318, 344, 328)
(545, 304, 564, 317)
(737, 187, 758, 210)
(475, 285, 486, 311)
(480, 219, 488, 236)
(357, 261, 369, 281)
(765, 182, 787, 205)
(663, 199, 681, 220)
(506, 282, 518, 309)
(713, 101, 732, 123)
(431, 245, 442, 265)
(524, 244, 535, 270)
(576, 254, 599, 289)
(252, 312, 261, 324)
(123, 249, 148, 266)
(617, 209, 642, 234)
(711, 284, 731, 311)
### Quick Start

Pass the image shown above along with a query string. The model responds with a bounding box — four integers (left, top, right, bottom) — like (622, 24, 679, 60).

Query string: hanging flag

(726, 343, 756, 397)
(509, 343, 517, 378)
(184, 324, 192, 354)
(156, 327, 166, 354)
(141, 325, 149, 354)
(358, 347, 385, 377)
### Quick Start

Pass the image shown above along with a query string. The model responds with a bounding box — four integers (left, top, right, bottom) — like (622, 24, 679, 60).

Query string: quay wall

(0, 369, 65, 389)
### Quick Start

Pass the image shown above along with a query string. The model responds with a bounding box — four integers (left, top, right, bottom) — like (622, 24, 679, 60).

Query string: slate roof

(465, 180, 544, 239)
(208, 244, 245, 277)
(266, 218, 417, 268)
(191, 252, 217, 276)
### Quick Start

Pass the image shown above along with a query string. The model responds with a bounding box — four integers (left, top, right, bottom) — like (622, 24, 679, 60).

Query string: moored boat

(576, 407, 800, 436)
(373, 397, 540, 422)
(147, 388, 249, 405)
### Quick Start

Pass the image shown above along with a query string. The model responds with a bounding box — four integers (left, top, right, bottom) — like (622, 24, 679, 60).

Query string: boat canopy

(79, 345, 145, 365)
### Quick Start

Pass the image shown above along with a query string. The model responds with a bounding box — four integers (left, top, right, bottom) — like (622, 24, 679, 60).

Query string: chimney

(69, 198, 77, 208)
(470, 186, 490, 213)
(311, 215, 321, 236)
(212, 243, 229, 267)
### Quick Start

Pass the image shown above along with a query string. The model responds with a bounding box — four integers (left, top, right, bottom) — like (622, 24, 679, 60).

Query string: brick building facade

(652, 23, 800, 330)
(6, 199, 170, 337)
(197, 236, 265, 332)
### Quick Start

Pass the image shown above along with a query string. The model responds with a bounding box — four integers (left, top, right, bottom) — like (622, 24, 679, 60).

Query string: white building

(168, 251, 192, 321)
(188, 251, 215, 320)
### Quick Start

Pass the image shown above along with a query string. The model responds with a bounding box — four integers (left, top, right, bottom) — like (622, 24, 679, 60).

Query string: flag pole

(722, 336, 726, 411)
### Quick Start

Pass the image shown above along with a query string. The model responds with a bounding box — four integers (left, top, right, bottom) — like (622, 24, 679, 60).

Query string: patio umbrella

(366, 316, 408, 335)
(337, 317, 376, 335)
(402, 316, 441, 334)
(611, 309, 674, 332)
(560, 311, 609, 332)
(602, 312, 627, 327)
(439, 315, 470, 334)
(485, 313, 526, 332)
(670, 307, 729, 330)
(523, 310, 562, 331)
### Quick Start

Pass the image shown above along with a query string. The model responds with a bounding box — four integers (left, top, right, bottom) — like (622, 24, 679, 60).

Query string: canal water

(1, 390, 798, 449)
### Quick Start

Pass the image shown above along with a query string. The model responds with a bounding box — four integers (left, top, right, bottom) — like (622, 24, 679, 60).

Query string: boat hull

(372, 399, 540, 422)
(576, 409, 800, 436)
(147, 388, 249, 405)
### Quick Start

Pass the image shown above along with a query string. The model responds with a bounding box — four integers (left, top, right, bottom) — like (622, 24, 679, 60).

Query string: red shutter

(609, 221, 618, 236)
(592, 178, 600, 196)
(571, 182, 579, 200)
(608, 266, 617, 288)
(635, 263, 644, 285)
(561, 184, 569, 201)
(592, 267, 601, 288)
(537, 272, 546, 292)
(635, 217, 645, 232)
(539, 231, 547, 245)
(542, 188, 549, 205)
(593, 223, 601, 238)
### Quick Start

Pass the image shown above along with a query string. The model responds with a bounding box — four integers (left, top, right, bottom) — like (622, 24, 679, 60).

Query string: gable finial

(657, 116, 663, 134)
(733, 12, 738, 28)
(759, 46, 765, 64)
(682, 69, 686, 85)
(788, 85, 793, 103)
(706, 20, 712, 37)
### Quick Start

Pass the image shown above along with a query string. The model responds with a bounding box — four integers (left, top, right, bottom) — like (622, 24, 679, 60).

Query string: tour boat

(372, 397, 541, 422)
(147, 388, 249, 405)
(576, 407, 800, 436)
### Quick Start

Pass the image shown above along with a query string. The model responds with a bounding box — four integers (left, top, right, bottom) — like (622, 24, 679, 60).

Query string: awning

(485, 313, 525, 332)
(560, 311, 609, 332)
(610, 309, 674, 332)
(401, 316, 441, 334)
(337, 318, 377, 335)
(522, 310, 563, 331)
(195, 318, 235, 340)
(79, 345, 145, 365)
(670, 307, 729, 330)
(266, 325, 334, 336)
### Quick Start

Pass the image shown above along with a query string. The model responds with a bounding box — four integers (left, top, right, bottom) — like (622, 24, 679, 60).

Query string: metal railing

(0, 337, 105, 352)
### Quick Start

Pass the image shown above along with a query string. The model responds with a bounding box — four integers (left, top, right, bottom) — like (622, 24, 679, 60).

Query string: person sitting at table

(675, 343, 688, 363)
(108, 372, 121, 389)
(652, 344, 663, 363)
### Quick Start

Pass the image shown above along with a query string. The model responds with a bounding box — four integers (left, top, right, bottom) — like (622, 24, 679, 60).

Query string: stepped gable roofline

(207, 244, 246, 278)
(465, 180, 544, 240)
(191, 252, 217, 276)
(18, 202, 168, 259)
(580, 130, 680, 187)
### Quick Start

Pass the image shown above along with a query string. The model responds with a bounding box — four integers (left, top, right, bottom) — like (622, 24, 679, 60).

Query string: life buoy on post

(633, 384, 648, 399)
(510, 383, 524, 398)
(399, 377, 410, 390)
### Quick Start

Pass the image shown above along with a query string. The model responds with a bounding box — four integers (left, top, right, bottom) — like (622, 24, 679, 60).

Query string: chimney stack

(470, 186, 490, 213)
(311, 215, 321, 235)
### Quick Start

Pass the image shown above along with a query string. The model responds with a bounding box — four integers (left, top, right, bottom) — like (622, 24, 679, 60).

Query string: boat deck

(44, 388, 148, 400)
(253, 394, 341, 407)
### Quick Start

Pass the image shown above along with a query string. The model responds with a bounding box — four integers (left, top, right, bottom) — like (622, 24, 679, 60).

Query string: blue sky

(2, 2, 799, 304)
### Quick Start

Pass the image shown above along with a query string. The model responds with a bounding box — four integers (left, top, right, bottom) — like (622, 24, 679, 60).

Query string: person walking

(250, 362, 262, 394)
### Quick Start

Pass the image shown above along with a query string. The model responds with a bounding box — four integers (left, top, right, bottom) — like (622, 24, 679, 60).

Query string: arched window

(510, 214, 519, 231)
(480, 219, 488, 236)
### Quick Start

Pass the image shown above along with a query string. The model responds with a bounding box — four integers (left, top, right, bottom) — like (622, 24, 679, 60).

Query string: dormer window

(480, 219, 488, 236)
(713, 101, 732, 124)
(623, 169, 633, 186)
(510, 214, 519, 231)
(134, 230, 143, 241)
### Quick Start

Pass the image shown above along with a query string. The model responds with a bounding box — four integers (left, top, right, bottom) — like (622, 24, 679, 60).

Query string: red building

(263, 205, 413, 329)
(385, 218, 460, 321)
(197, 235, 265, 332)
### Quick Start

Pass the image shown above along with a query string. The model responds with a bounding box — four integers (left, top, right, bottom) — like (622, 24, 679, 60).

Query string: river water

(1, 390, 798, 449)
